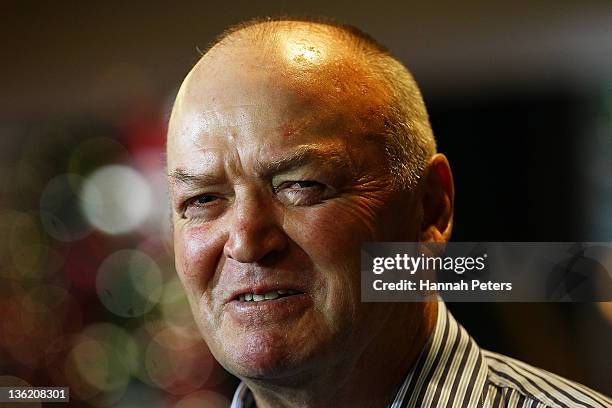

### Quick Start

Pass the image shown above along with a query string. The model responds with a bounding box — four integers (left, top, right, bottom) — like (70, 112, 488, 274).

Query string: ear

(419, 154, 454, 243)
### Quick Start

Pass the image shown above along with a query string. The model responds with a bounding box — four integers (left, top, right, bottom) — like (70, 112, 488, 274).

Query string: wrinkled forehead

(170, 50, 312, 143)
(167, 32, 390, 166)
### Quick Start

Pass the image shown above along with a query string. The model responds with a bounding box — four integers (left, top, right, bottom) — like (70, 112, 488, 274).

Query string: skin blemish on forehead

(281, 124, 297, 138)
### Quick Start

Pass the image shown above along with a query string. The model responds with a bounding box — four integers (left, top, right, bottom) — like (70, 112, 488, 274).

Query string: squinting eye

(276, 180, 329, 206)
(288, 180, 321, 189)
(183, 194, 224, 220)
(276, 180, 325, 192)
(192, 195, 218, 205)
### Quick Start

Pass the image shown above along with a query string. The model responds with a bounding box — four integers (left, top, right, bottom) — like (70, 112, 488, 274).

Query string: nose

(223, 192, 288, 263)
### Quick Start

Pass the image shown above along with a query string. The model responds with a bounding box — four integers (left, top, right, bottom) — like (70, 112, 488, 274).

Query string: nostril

(224, 224, 288, 264)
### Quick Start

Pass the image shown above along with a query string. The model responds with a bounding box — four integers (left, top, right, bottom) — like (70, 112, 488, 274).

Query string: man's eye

(276, 180, 329, 206)
(191, 195, 219, 205)
(287, 180, 321, 189)
(277, 180, 325, 192)
(183, 194, 224, 219)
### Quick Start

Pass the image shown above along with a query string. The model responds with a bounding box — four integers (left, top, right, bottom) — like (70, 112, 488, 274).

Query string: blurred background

(1, 1, 611, 407)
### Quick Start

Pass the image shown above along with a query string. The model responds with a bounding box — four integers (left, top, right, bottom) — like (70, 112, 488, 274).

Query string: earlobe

(419, 154, 454, 243)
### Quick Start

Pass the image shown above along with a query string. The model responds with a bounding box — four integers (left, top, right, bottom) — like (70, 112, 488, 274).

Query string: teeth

(265, 291, 279, 300)
(238, 289, 299, 302)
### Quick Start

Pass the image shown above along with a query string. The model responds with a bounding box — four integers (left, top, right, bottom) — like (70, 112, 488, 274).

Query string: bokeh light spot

(80, 165, 153, 234)
(96, 249, 162, 317)
(71, 339, 111, 391)
(82, 323, 139, 375)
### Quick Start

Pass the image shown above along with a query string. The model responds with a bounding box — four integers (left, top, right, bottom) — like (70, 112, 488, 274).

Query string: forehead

(167, 30, 390, 170)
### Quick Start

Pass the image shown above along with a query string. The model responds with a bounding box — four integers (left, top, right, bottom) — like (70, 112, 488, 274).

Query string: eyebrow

(168, 169, 222, 185)
(168, 144, 353, 186)
(256, 144, 352, 176)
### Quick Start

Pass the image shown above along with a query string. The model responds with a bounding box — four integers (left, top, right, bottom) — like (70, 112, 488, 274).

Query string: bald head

(169, 18, 436, 189)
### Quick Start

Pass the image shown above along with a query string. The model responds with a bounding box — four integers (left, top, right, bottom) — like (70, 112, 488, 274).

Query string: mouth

(234, 289, 305, 303)
(226, 287, 311, 325)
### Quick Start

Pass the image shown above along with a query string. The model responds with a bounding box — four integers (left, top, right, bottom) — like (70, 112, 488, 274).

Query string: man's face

(167, 34, 422, 379)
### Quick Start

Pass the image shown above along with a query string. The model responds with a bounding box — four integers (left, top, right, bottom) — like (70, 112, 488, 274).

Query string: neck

(243, 301, 438, 408)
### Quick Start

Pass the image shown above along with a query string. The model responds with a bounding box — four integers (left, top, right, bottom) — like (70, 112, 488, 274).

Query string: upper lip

(227, 283, 307, 302)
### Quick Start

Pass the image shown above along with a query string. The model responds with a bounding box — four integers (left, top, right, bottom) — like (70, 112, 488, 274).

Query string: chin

(216, 331, 309, 380)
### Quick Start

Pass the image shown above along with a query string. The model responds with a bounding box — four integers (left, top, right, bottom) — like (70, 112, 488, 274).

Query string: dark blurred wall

(3, 1, 612, 118)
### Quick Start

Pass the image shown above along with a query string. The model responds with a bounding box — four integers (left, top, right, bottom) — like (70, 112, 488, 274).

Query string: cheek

(289, 199, 381, 266)
(174, 223, 225, 293)
(285, 205, 379, 343)
(285, 202, 379, 302)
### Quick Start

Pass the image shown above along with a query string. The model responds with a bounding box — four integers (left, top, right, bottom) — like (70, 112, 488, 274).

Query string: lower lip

(225, 294, 312, 325)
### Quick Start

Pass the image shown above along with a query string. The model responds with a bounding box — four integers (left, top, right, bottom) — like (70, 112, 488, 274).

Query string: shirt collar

(231, 301, 488, 408)
(389, 301, 488, 408)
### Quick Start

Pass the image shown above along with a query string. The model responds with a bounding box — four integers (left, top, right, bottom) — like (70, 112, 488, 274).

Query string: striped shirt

(231, 301, 611, 407)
